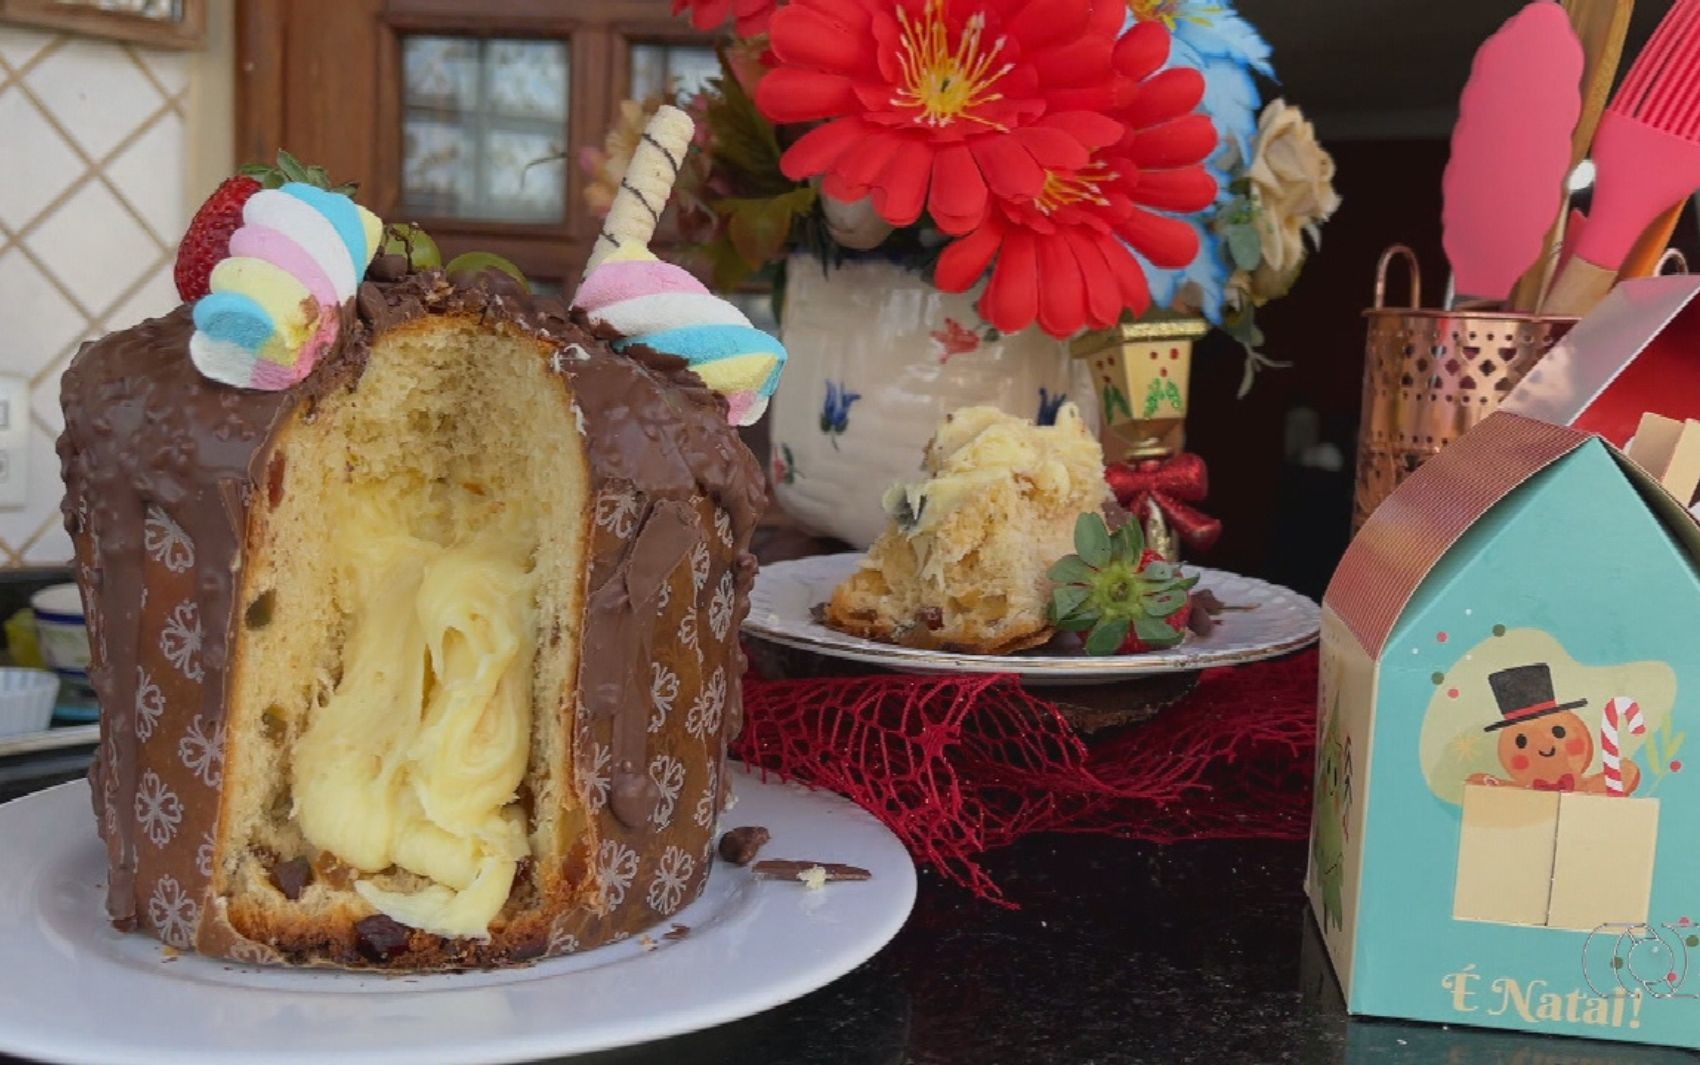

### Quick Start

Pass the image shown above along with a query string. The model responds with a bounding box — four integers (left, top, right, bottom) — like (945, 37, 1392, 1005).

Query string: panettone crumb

(823, 403, 1107, 654)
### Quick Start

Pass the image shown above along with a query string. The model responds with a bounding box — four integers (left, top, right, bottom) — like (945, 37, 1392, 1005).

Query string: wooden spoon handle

(1543, 256, 1619, 316)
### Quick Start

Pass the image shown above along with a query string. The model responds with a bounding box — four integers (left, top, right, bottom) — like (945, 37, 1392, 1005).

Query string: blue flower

(820, 380, 861, 445)
(1129, 0, 1273, 76)
(1124, 0, 1274, 164)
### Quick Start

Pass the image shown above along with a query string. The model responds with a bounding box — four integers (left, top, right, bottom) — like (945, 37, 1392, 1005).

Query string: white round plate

(0, 767, 915, 1065)
(745, 552, 1320, 686)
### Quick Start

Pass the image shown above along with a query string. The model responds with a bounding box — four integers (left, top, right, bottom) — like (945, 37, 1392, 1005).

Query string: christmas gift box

(1502, 274, 1700, 449)
(1309, 409, 1700, 1047)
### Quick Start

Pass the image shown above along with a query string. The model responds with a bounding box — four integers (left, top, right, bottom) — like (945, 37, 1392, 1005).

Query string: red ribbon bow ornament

(1103, 452, 1222, 552)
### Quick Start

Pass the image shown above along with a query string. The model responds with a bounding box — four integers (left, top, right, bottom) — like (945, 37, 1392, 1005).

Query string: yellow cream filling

(291, 488, 536, 939)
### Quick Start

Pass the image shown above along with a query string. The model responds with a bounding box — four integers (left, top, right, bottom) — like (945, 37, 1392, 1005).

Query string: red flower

(757, 0, 1127, 234)
(673, 0, 777, 37)
(934, 21, 1218, 337)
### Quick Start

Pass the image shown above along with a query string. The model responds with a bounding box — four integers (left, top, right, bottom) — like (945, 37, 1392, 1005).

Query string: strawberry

(1048, 512, 1199, 655)
(174, 174, 261, 301)
(173, 151, 352, 301)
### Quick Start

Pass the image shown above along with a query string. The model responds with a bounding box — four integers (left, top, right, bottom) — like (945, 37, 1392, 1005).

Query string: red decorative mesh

(735, 650, 1319, 905)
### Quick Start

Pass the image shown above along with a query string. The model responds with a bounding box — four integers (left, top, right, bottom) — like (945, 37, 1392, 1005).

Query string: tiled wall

(0, 23, 204, 567)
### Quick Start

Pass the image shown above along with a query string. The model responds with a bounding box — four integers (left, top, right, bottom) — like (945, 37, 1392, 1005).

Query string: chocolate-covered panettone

(59, 261, 766, 969)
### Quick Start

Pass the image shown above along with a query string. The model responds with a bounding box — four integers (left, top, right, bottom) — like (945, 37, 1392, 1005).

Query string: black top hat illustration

(1483, 663, 1588, 732)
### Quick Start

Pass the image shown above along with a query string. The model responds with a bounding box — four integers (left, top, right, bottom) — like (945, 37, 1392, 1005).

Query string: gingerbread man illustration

(1465, 663, 1640, 795)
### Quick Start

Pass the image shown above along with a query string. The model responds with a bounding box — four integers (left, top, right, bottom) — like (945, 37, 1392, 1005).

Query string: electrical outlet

(0, 376, 30, 509)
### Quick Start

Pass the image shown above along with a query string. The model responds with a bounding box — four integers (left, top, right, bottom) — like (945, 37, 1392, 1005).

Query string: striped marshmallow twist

(189, 183, 382, 391)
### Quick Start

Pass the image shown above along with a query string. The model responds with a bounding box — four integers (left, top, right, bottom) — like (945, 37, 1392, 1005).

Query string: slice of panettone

(824, 403, 1109, 654)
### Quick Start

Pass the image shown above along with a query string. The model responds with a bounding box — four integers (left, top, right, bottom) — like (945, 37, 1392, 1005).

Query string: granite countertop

(4, 755, 1696, 1065)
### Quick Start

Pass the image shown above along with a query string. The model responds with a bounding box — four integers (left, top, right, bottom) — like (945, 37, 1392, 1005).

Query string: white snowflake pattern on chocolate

(656, 577, 671, 612)
(693, 760, 719, 829)
(160, 600, 204, 682)
(713, 508, 734, 549)
(678, 608, 699, 652)
(685, 668, 726, 740)
(708, 572, 734, 642)
(135, 769, 182, 847)
(647, 846, 695, 915)
(195, 830, 215, 878)
(594, 492, 640, 539)
(546, 919, 580, 956)
(101, 731, 120, 838)
(649, 662, 679, 733)
(147, 875, 198, 949)
(648, 753, 685, 829)
(178, 715, 224, 787)
(595, 840, 639, 910)
(134, 666, 164, 742)
(689, 540, 710, 594)
(143, 507, 195, 573)
(578, 742, 611, 812)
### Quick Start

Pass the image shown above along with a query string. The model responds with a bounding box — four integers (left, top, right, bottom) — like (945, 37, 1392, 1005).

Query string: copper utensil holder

(1353, 245, 1578, 530)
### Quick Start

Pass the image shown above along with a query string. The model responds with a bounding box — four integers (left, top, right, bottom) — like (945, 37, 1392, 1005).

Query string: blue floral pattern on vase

(820, 380, 861, 450)
(1036, 387, 1067, 426)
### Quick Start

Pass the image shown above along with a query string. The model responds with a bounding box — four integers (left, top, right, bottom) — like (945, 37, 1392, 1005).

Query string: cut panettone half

(214, 313, 595, 956)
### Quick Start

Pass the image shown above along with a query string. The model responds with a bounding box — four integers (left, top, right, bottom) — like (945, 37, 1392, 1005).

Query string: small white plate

(744, 552, 1320, 686)
(0, 768, 915, 1065)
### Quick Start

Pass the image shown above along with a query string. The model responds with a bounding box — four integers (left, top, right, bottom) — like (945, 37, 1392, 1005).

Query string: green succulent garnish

(1047, 512, 1198, 656)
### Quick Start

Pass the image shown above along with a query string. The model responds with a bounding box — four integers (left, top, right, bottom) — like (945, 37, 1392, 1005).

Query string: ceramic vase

(768, 256, 1096, 549)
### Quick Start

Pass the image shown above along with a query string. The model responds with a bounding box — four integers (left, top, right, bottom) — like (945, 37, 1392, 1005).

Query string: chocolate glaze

(59, 267, 765, 965)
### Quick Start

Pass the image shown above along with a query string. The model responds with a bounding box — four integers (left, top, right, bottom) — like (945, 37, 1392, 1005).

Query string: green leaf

(1142, 588, 1189, 615)
(1143, 561, 1175, 583)
(445, 252, 526, 285)
(1050, 584, 1091, 621)
(1133, 616, 1184, 647)
(1074, 512, 1111, 568)
(1225, 221, 1262, 271)
(276, 149, 310, 184)
(717, 186, 818, 271)
(1084, 617, 1129, 656)
(1055, 611, 1096, 633)
(1048, 555, 1095, 584)
(1110, 520, 1145, 561)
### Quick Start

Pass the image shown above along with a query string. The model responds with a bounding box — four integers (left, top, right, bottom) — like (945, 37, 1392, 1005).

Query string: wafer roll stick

(585, 104, 694, 273)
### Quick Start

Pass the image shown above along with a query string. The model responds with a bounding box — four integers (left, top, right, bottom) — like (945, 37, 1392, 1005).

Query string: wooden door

(235, 0, 718, 290)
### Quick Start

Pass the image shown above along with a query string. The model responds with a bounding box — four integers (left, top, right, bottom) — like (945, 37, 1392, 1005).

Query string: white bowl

(30, 584, 89, 687)
(0, 668, 59, 738)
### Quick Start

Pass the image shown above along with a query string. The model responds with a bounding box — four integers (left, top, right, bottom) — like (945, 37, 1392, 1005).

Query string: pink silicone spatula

(1442, 1, 1584, 306)
(1546, 0, 1700, 315)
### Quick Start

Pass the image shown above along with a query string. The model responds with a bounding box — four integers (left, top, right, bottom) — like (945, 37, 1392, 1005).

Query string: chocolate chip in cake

(271, 857, 312, 901)
(245, 590, 275, 630)
(918, 606, 944, 631)
(354, 915, 412, 962)
(260, 704, 287, 744)
(717, 826, 771, 865)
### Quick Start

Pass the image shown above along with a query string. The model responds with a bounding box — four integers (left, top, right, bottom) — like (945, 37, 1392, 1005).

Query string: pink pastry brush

(1546, 0, 1700, 315)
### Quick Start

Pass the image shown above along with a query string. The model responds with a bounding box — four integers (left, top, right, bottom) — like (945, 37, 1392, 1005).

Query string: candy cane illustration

(1602, 696, 1647, 797)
